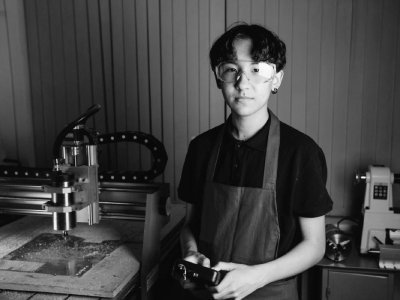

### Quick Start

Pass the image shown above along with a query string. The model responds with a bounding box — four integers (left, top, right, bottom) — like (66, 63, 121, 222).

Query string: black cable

(52, 104, 101, 161)
(337, 217, 360, 237)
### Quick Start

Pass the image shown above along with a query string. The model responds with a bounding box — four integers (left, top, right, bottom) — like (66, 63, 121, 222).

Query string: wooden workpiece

(0, 204, 186, 300)
(0, 216, 142, 299)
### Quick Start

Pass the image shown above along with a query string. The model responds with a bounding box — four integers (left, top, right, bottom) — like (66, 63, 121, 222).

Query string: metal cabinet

(300, 251, 400, 300)
(321, 269, 395, 300)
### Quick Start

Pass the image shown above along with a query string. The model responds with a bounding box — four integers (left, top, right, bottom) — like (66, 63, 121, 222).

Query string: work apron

(197, 111, 298, 300)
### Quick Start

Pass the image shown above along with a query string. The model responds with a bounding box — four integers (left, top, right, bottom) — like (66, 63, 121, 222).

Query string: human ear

(272, 70, 284, 91)
(213, 71, 222, 89)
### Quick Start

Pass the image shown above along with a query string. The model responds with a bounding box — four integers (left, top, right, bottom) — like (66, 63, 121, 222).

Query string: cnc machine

(0, 104, 176, 299)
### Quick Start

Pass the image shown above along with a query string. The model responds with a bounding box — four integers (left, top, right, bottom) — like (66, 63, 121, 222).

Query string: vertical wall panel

(330, 0, 352, 215)
(172, 0, 188, 198)
(87, 0, 108, 168)
(359, 0, 382, 168)
(99, 0, 117, 170)
(226, 0, 238, 29)
(122, 0, 140, 172)
(291, 0, 307, 132)
(111, 0, 127, 170)
(264, 0, 279, 33)
(225, 0, 238, 118)
(0, 0, 17, 161)
(148, 0, 163, 181)
(160, 0, 175, 200)
(318, 0, 337, 194)
(209, 0, 225, 127)
(135, 0, 152, 171)
(48, 0, 68, 134)
(186, 0, 200, 141)
(75, 0, 94, 128)
(199, 0, 210, 134)
(160, 0, 175, 192)
(305, 0, 322, 142)
(276, 0, 292, 124)
(61, 0, 80, 123)
(392, 4, 400, 209)
(375, 0, 398, 165)
(238, 0, 251, 23)
(4, 0, 35, 167)
(36, 0, 56, 164)
(25, 0, 45, 167)
(251, 0, 265, 25)
(344, 0, 365, 215)
(148, 0, 162, 142)
(263, 0, 279, 114)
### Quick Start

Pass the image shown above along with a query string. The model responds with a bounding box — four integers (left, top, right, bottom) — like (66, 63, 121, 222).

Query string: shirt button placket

(233, 142, 242, 184)
(234, 142, 240, 168)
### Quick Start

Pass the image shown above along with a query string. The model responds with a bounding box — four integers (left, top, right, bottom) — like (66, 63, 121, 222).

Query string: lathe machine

(0, 104, 176, 299)
(355, 165, 400, 268)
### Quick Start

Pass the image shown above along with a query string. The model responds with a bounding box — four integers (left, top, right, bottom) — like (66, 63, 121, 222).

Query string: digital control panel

(373, 184, 388, 200)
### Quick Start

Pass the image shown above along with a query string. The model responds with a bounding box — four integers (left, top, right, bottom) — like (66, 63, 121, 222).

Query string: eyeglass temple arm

(213, 68, 222, 89)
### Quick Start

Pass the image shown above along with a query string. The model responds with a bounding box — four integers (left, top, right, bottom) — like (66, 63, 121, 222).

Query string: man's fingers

(199, 255, 211, 268)
(212, 261, 234, 272)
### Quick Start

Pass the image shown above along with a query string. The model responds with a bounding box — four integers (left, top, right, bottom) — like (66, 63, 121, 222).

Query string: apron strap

(263, 110, 280, 189)
(205, 125, 225, 182)
(205, 110, 281, 187)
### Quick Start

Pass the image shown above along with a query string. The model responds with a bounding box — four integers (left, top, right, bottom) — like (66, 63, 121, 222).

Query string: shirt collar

(222, 114, 271, 151)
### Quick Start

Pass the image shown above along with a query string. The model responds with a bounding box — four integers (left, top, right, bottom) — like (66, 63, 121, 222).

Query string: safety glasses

(215, 61, 276, 84)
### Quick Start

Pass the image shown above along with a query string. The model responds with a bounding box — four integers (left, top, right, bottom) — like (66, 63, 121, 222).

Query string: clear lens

(216, 62, 275, 83)
(218, 63, 240, 82)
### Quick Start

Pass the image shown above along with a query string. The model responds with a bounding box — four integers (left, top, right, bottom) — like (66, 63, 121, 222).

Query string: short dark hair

(209, 22, 286, 73)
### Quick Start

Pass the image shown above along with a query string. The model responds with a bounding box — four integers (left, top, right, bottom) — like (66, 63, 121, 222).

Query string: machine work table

(0, 204, 186, 300)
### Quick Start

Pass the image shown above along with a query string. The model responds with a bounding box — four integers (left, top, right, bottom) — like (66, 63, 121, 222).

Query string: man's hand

(183, 250, 211, 267)
(180, 251, 211, 291)
(207, 262, 263, 300)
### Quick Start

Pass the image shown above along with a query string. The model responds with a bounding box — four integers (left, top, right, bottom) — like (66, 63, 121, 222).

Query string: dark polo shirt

(178, 114, 333, 258)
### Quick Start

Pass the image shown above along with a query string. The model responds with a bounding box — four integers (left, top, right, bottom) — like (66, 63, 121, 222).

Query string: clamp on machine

(355, 165, 400, 269)
(0, 104, 170, 299)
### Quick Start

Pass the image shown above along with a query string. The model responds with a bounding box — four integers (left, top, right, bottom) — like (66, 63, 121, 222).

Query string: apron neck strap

(205, 110, 281, 189)
(263, 110, 280, 189)
(205, 125, 225, 182)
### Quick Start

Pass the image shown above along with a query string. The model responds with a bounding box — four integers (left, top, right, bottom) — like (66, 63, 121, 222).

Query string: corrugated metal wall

(22, 0, 228, 204)
(0, 0, 34, 167)
(3, 0, 400, 215)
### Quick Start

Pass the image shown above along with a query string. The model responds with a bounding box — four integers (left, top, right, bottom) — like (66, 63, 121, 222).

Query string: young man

(177, 23, 333, 300)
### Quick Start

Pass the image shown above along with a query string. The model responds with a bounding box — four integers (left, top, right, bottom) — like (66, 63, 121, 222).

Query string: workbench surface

(0, 204, 186, 300)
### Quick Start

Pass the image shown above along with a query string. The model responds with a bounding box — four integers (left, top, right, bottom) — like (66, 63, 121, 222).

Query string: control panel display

(373, 184, 388, 200)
